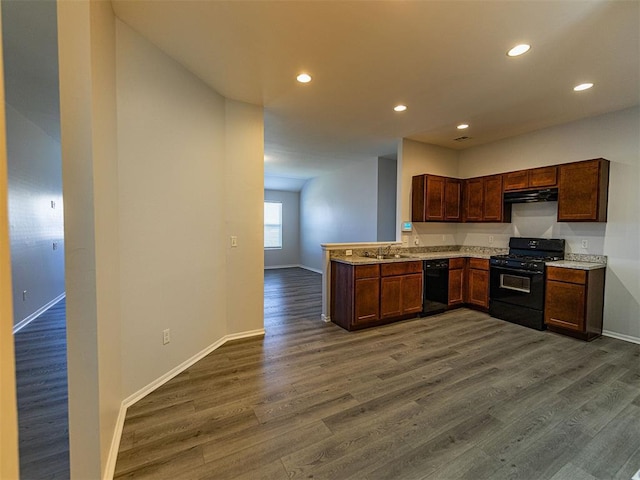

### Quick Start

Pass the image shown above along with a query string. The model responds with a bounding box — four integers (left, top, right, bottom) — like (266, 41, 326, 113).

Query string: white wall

(377, 156, 397, 242)
(300, 159, 379, 271)
(58, 1, 121, 477)
(117, 20, 264, 398)
(5, 105, 64, 326)
(398, 138, 459, 246)
(457, 106, 639, 340)
(264, 189, 300, 268)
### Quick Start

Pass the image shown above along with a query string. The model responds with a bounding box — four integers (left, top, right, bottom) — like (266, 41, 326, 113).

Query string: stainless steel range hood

(503, 188, 558, 204)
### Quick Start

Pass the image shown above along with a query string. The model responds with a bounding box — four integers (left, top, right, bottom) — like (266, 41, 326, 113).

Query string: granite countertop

(331, 250, 492, 266)
(331, 247, 606, 269)
(545, 260, 606, 270)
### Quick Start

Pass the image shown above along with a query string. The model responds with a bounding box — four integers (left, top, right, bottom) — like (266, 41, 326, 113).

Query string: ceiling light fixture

(394, 104, 407, 112)
(296, 73, 312, 83)
(507, 44, 531, 57)
(573, 82, 594, 91)
(457, 124, 469, 130)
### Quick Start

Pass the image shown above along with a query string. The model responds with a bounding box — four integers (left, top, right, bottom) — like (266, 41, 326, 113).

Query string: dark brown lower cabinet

(466, 258, 489, 310)
(448, 258, 465, 306)
(331, 261, 422, 331)
(545, 266, 605, 341)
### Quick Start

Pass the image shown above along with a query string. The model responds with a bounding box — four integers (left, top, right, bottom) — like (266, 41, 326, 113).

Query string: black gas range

(489, 237, 565, 330)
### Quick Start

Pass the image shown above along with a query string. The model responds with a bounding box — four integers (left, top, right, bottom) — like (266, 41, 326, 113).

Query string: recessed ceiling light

(394, 105, 407, 112)
(457, 124, 469, 130)
(296, 73, 312, 83)
(507, 44, 531, 57)
(573, 83, 594, 91)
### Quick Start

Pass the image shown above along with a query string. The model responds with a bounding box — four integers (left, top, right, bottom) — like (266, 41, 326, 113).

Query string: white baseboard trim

(602, 330, 640, 345)
(264, 264, 300, 270)
(263, 264, 322, 275)
(299, 265, 322, 274)
(103, 328, 265, 480)
(321, 314, 331, 323)
(13, 292, 66, 334)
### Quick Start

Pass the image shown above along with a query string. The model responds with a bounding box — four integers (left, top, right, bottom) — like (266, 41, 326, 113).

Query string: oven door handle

(490, 266, 542, 276)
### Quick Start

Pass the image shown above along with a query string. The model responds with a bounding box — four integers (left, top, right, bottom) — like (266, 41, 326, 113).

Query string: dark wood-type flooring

(14, 298, 70, 480)
(113, 267, 640, 479)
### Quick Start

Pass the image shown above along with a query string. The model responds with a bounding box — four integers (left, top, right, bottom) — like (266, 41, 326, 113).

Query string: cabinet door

(380, 276, 402, 320)
(411, 175, 426, 223)
(402, 273, 424, 314)
(529, 166, 557, 188)
(544, 280, 585, 331)
(448, 268, 464, 305)
(425, 175, 446, 221)
(444, 178, 462, 221)
(557, 159, 608, 222)
(467, 268, 489, 308)
(354, 277, 380, 325)
(464, 178, 484, 222)
(483, 175, 503, 222)
(503, 171, 529, 191)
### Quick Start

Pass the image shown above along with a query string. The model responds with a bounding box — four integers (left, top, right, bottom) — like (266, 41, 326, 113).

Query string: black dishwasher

(422, 259, 449, 316)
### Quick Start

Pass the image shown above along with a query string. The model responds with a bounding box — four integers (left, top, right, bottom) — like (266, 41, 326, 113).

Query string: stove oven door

(489, 266, 546, 330)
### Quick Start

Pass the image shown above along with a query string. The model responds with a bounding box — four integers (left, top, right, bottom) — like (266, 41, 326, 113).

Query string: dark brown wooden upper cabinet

(483, 175, 505, 222)
(463, 178, 484, 222)
(529, 166, 557, 188)
(412, 174, 461, 222)
(503, 166, 557, 191)
(503, 170, 529, 191)
(557, 158, 609, 222)
(411, 175, 426, 222)
(425, 175, 446, 221)
(444, 178, 462, 221)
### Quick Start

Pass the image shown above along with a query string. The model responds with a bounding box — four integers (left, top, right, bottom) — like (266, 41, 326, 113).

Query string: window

(264, 202, 282, 249)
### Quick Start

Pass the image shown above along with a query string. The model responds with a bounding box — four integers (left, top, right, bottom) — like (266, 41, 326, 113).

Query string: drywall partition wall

(0, 6, 20, 475)
(224, 99, 264, 335)
(397, 138, 459, 245)
(457, 106, 640, 340)
(5, 105, 64, 327)
(117, 19, 227, 397)
(265, 189, 301, 268)
(116, 22, 264, 396)
(2, 0, 65, 328)
(300, 159, 379, 272)
(377, 156, 397, 242)
(57, 0, 121, 477)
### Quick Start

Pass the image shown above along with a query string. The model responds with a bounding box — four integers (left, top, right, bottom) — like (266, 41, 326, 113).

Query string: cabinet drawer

(448, 258, 465, 269)
(355, 264, 380, 279)
(529, 166, 557, 188)
(546, 266, 586, 284)
(468, 258, 489, 270)
(381, 261, 422, 277)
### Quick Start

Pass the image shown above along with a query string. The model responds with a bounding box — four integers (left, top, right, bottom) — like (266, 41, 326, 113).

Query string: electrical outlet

(230, 236, 238, 247)
(414, 236, 420, 245)
(52, 242, 58, 250)
(163, 329, 171, 345)
(345, 249, 352, 256)
(50, 200, 55, 209)
(402, 237, 409, 247)
(488, 235, 494, 244)
(581, 239, 588, 249)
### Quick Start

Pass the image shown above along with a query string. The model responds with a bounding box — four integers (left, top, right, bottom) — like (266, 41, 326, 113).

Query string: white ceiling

(9, 1, 638, 193)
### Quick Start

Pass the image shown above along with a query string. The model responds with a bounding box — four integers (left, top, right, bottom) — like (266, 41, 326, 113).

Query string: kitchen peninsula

(322, 242, 606, 338)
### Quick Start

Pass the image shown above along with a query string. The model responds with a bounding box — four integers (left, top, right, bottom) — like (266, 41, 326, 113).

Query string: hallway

(14, 299, 69, 479)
